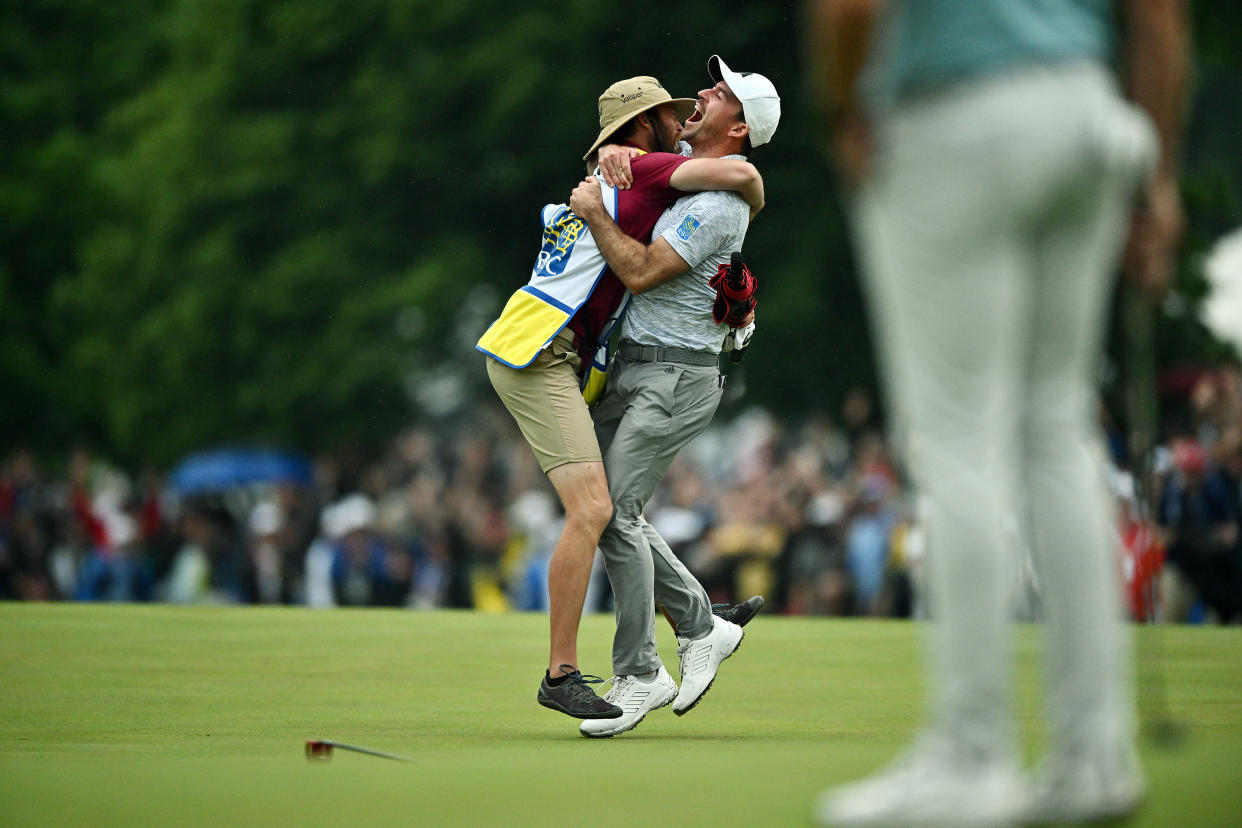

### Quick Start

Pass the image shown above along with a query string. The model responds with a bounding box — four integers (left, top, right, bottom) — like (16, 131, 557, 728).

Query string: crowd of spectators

(2, 367, 1239, 624)
(1147, 363, 1242, 623)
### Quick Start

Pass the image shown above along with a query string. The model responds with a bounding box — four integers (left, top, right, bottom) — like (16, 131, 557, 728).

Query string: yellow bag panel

(476, 290, 571, 368)
(579, 364, 608, 406)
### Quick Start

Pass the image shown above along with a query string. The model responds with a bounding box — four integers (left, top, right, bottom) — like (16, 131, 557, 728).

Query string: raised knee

(589, 496, 614, 533)
(566, 492, 613, 534)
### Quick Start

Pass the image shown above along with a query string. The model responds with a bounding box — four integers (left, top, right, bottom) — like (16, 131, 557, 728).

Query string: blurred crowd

(2, 368, 1240, 624)
(1142, 363, 1242, 624)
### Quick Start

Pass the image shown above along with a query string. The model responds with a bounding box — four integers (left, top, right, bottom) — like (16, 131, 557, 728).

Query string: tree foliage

(3, 1, 1237, 466)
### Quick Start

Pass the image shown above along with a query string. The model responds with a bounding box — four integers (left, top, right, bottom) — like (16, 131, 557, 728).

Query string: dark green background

(4, 1, 1238, 466)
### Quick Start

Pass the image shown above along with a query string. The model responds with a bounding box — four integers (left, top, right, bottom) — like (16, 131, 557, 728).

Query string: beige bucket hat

(582, 76, 696, 161)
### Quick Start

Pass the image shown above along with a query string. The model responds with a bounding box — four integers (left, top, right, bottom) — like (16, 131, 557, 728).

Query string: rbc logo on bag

(534, 206, 584, 277)
(677, 215, 701, 241)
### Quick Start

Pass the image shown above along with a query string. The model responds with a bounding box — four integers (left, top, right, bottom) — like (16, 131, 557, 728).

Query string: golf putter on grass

(305, 739, 413, 762)
(1123, 285, 1188, 748)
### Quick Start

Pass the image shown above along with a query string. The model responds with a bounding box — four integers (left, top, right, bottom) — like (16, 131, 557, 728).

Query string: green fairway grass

(1, 604, 1239, 826)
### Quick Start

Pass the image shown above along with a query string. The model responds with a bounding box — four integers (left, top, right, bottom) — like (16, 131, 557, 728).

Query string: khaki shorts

(486, 329, 601, 473)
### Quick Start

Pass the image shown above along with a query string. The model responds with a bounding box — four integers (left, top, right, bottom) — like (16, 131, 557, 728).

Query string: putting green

(1, 604, 1238, 826)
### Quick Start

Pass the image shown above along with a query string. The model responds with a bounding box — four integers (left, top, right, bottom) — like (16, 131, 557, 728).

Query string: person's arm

(570, 177, 690, 295)
(595, 147, 764, 216)
(1118, 0, 1190, 299)
(670, 159, 764, 218)
(804, 0, 880, 190)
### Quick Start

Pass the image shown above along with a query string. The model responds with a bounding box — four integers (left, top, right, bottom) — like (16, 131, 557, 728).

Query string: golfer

(567, 56, 781, 738)
(807, 0, 1188, 824)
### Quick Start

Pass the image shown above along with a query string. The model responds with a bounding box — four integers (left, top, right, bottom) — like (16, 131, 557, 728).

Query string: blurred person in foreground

(806, 1, 1188, 825)
(477, 75, 766, 720)
(567, 56, 779, 737)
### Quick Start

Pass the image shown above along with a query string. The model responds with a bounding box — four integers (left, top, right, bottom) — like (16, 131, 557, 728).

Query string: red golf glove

(709, 252, 757, 326)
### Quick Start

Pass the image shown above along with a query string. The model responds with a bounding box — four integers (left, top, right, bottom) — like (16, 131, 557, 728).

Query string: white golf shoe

(579, 666, 678, 738)
(1020, 745, 1145, 824)
(672, 614, 743, 715)
(815, 735, 1023, 827)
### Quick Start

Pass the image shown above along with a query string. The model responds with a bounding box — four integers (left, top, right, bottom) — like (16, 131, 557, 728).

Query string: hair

(586, 112, 646, 171)
(617, 107, 672, 151)
(616, 111, 647, 142)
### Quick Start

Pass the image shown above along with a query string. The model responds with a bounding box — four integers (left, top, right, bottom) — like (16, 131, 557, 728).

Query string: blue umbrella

(169, 449, 313, 494)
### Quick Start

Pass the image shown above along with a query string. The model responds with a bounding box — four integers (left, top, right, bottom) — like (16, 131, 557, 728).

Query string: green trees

(3, 1, 1237, 466)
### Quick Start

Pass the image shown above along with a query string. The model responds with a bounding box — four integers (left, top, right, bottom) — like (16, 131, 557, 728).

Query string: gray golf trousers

(593, 352, 723, 676)
(856, 62, 1150, 761)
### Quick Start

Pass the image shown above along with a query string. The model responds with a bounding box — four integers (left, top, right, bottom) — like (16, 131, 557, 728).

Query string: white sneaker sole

(580, 688, 677, 739)
(673, 627, 743, 716)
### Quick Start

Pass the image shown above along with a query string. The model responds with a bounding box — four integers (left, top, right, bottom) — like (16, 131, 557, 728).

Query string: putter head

(305, 740, 333, 761)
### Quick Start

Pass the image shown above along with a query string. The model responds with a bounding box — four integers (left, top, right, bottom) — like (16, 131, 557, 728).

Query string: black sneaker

(712, 595, 764, 627)
(537, 666, 623, 719)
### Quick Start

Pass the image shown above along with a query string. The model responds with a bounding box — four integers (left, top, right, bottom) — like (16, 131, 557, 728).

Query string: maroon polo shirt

(566, 147, 691, 359)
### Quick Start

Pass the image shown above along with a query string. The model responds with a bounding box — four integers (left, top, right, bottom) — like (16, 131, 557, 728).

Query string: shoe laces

(604, 675, 634, 703)
(555, 664, 609, 697)
(675, 639, 695, 676)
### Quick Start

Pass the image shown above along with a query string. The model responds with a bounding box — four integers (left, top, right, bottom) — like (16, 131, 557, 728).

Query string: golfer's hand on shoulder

(571, 177, 606, 221)
(1125, 173, 1184, 302)
(832, 108, 874, 193)
(597, 144, 637, 189)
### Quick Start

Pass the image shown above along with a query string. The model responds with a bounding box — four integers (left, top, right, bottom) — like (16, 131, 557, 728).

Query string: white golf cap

(708, 55, 780, 148)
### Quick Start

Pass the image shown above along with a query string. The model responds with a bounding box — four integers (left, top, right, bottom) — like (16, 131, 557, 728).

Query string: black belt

(619, 340, 719, 367)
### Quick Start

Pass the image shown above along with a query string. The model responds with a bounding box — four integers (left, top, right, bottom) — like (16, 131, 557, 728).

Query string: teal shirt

(863, 0, 1115, 108)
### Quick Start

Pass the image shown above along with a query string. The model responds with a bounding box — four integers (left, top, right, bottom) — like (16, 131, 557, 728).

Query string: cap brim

(708, 54, 740, 88)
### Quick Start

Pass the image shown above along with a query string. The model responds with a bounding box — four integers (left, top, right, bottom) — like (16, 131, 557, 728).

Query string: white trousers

(856, 63, 1155, 762)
